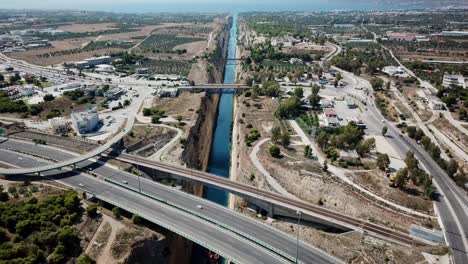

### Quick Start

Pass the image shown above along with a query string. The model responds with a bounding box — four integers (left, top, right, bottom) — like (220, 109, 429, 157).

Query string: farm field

(57, 23, 118, 33)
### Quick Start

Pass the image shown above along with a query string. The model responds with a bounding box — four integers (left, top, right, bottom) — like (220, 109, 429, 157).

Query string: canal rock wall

(182, 16, 231, 172)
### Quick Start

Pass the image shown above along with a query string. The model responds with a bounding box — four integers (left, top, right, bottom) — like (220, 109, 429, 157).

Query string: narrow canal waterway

(205, 14, 237, 206)
(191, 14, 237, 264)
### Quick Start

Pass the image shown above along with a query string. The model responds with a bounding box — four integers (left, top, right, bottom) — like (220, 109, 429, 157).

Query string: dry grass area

(58, 23, 118, 33)
(229, 93, 440, 263)
(375, 91, 399, 122)
(99, 25, 164, 42)
(349, 170, 434, 214)
(153, 91, 204, 121)
(33, 96, 100, 121)
(87, 222, 112, 259)
(432, 117, 468, 151)
(256, 142, 431, 230)
(111, 225, 161, 260)
(282, 43, 330, 54)
(123, 125, 174, 147)
(173, 40, 208, 58)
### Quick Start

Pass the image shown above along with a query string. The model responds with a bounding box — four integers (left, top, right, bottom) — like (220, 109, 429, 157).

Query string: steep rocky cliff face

(181, 17, 231, 172)
(170, 17, 232, 264)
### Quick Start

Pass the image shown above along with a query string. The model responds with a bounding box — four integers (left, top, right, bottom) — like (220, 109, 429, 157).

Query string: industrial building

(75, 56, 113, 69)
(71, 110, 100, 134)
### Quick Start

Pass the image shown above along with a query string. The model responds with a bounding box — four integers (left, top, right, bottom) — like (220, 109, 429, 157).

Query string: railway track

(112, 153, 418, 246)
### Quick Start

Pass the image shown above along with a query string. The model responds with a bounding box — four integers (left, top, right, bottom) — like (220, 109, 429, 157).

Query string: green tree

(382, 126, 388, 136)
(132, 214, 142, 225)
(123, 99, 130, 106)
(395, 167, 409, 189)
(293, 87, 303, 99)
(143, 108, 153, 116)
(271, 126, 281, 142)
(446, 159, 459, 179)
(86, 204, 98, 218)
(43, 94, 55, 102)
(322, 160, 328, 172)
(404, 151, 418, 171)
(281, 131, 290, 147)
(76, 254, 96, 264)
(376, 153, 391, 171)
(269, 145, 280, 157)
(176, 115, 183, 123)
(356, 138, 375, 157)
(151, 115, 161, 124)
(370, 77, 384, 90)
(112, 207, 121, 219)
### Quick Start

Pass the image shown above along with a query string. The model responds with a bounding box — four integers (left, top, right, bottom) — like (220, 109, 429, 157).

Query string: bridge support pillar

(36, 172, 41, 176)
(267, 202, 275, 218)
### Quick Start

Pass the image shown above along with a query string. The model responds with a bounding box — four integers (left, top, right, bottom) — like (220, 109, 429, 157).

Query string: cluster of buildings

(385, 32, 430, 42)
(317, 97, 365, 129)
(10, 28, 66, 36)
(2, 85, 38, 99)
(271, 36, 300, 47)
(0, 34, 49, 53)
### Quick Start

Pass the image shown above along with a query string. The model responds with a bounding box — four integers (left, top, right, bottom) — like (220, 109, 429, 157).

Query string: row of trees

(406, 126, 466, 187)
(393, 151, 435, 199)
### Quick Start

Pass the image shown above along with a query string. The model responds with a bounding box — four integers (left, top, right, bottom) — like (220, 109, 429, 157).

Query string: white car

(196, 205, 203, 210)
(18, 157, 23, 160)
(78, 183, 84, 187)
(122, 180, 128, 184)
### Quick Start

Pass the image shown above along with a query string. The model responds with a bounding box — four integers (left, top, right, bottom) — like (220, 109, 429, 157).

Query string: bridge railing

(105, 178, 302, 264)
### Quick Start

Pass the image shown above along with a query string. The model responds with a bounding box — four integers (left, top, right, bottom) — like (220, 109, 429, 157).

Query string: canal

(205, 14, 237, 206)
(191, 14, 237, 264)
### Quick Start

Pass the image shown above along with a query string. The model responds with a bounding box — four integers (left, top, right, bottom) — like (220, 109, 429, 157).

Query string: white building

(442, 74, 466, 89)
(271, 36, 299, 47)
(382, 66, 406, 76)
(289, 58, 304, 65)
(71, 110, 100, 134)
(85, 56, 112, 66)
(95, 64, 115, 72)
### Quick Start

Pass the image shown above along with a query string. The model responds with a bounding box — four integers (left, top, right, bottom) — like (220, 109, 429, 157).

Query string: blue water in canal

(204, 14, 237, 206)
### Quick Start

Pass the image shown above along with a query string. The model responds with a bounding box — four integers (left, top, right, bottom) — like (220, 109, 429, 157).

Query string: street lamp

(295, 210, 302, 264)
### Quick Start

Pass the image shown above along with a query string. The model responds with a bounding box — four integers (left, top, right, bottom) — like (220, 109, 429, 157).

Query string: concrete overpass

(0, 141, 341, 264)
(179, 84, 250, 90)
(0, 119, 130, 175)
(0, 137, 420, 246)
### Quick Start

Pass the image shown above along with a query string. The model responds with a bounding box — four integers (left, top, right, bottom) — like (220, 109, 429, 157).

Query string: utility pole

(296, 210, 301, 264)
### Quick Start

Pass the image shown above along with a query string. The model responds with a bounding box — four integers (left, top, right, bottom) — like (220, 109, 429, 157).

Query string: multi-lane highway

(0, 137, 419, 247)
(0, 139, 342, 264)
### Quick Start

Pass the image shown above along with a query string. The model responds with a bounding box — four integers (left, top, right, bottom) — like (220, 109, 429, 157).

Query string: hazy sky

(1, 0, 434, 12)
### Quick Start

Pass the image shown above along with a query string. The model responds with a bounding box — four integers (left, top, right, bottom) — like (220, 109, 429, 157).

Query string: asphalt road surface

(0, 139, 342, 264)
